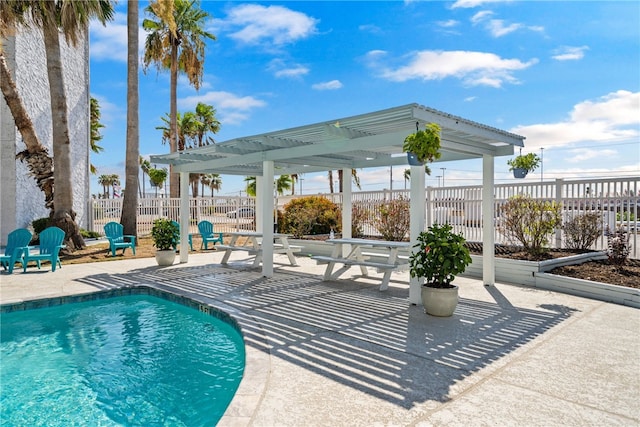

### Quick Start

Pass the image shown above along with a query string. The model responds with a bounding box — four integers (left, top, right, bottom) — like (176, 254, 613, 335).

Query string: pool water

(1, 295, 245, 426)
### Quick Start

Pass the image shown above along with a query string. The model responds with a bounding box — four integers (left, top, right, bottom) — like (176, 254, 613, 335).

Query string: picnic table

(312, 238, 411, 290)
(219, 231, 301, 267)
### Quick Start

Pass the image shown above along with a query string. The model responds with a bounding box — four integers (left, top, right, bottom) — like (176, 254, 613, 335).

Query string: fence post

(555, 178, 564, 248)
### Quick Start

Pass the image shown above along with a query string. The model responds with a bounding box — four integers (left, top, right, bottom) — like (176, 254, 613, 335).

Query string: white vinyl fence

(89, 177, 639, 258)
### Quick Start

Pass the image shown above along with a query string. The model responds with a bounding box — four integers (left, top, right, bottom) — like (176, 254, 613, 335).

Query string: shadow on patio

(74, 263, 578, 410)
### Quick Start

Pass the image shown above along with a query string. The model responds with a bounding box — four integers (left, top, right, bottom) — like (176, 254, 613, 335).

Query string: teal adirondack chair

(197, 220, 223, 249)
(23, 226, 65, 272)
(104, 222, 136, 256)
(0, 228, 32, 274)
(171, 221, 193, 251)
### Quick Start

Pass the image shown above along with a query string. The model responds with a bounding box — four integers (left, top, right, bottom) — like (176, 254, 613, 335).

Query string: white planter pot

(421, 285, 459, 317)
(155, 249, 176, 266)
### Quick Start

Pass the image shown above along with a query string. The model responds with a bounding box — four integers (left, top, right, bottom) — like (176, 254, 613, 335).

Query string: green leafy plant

(151, 218, 179, 251)
(408, 223, 472, 288)
(351, 202, 368, 238)
(563, 212, 601, 250)
(606, 227, 630, 270)
(507, 153, 541, 173)
(372, 197, 410, 241)
(402, 122, 442, 164)
(280, 196, 340, 238)
(500, 195, 562, 257)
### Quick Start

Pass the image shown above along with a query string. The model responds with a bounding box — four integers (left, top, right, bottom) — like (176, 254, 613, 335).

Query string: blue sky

(89, 0, 639, 197)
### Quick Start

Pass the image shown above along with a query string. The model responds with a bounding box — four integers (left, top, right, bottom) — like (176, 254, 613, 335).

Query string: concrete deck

(1, 251, 639, 426)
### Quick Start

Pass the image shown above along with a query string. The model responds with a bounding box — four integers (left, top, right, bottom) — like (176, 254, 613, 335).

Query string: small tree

(606, 227, 631, 270)
(280, 196, 340, 238)
(372, 197, 410, 241)
(500, 195, 562, 257)
(563, 212, 602, 250)
(351, 202, 368, 238)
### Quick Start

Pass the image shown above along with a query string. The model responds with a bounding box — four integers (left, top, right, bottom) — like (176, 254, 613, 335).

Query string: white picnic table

(312, 238, 411, 290)
(219, 231, 300, 267)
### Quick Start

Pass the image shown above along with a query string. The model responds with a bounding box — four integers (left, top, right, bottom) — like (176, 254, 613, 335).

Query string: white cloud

(464, 96, 477, 102)
(90, 12, 146, 62)
(452, 0, 512, 8)
(365, 50, 537, 88)
(359, 24, 383, 34)
(312, 80, 343, 90)
(216, 4, 318, 46)
(510, 90, 640, 151)
(565, 148, 617, 163)
(552, 45, 589, 61)
(471, 10, 543, 37)
(178, 91, 266, 125)
(267, 59, 309, 79)
(437, 19, 460, 28)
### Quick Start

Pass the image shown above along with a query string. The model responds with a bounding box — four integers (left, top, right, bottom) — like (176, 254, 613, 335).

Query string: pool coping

(1, 284, 270, 427)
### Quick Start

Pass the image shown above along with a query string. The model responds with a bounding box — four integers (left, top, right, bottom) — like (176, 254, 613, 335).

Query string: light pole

(540, 148, 544, 182)
(440, 167, 446, 187)
(436, 175, 442, 187)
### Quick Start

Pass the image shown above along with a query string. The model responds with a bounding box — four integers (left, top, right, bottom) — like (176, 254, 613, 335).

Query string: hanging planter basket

(512, 168, 528, 179)
(407, 152, 424, 166)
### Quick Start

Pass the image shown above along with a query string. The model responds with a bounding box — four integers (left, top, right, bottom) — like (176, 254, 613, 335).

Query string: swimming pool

(1, 291, 245, 426)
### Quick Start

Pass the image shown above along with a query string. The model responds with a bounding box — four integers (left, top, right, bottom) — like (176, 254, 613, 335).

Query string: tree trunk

(1, 52, 55, 211)
(169, 43, 179, 197)
(42, 22, 85, 250)
(120, 0, 139, 239)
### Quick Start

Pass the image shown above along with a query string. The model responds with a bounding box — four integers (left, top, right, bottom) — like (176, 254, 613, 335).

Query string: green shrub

(279, 196, 340, 238)
(372, 197, 410, 241)
(563, 212, 601, 250)
(606, 227, 630, 269)
(500, 195, 562, 257)
(32, 217, 50, 234)
(81, 229, 101, 239)
(351, 202, 368, 238)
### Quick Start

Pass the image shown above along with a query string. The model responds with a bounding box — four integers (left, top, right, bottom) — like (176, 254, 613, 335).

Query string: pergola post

(482, 154, 495, 285)
(409, 164, 426, 305)
(255, 176, 263, 232)
(179, 171, 189, 263)
(341, 168, 352, 256)
(261, 161, 275, 277)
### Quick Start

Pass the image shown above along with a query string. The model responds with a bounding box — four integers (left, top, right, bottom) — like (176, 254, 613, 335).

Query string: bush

(81, 229, 101, 239)
(606, 227, 630, 269)
(32, 217, 50, 234)
(563, 212, 601, 250)
(279, 196, 340, 238)
(500, 195, 562, 257)
(351, 202, 368, 238)
(372, 197, 410, 241)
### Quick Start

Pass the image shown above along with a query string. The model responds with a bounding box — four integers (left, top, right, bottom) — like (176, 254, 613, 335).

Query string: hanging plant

(402, 122, 442, 165)
(507, 152, 541, 178)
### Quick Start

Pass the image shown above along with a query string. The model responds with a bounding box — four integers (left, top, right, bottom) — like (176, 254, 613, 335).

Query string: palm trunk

(169, 42, 179, 197)
(42, 21, 85, 250)
(1, 52, 56, 211)
(121, 1, 139, 238)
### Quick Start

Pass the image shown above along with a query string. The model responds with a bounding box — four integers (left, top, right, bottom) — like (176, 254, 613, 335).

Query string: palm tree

(148, 167, 167, 197)
(245, 176, 257, 197)
(192, 102, 220, 147)
(189, 173, 200, 197)
(98, 174, 114, 199)
(0, 1, 55, 212)
(15, 0, 114, 249)
(120, 1, 139, 240)
(143, 0, 215, 197)
(276, 175, 292, 196)
(139, 156, 151, 197)
(329, 169, 362, 193)
(89, 97, 105, 174)
(290, 173, 299, 195)
(156, 111, 197, 151)
(206, 173, 221, 196)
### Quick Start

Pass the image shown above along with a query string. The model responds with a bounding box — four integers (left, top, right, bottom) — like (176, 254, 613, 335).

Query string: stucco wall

(0, 27, 90, 245)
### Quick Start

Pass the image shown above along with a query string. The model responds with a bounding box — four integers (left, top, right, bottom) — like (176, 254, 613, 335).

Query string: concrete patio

(1, 251, 639, 426)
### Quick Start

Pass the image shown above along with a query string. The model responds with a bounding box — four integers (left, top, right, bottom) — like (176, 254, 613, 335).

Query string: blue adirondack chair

(104, 222, 136, 256)
(0, 228, 32, 273)
(23, 226, 65, 272)
(197, 220, 223, 249)
(171, 221, 193, 251)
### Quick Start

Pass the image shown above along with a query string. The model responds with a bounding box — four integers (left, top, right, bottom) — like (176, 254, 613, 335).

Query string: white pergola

(150, 103, 525, 304)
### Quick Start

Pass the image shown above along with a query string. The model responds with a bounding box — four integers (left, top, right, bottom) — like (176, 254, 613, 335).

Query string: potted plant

(151, 218, 179, 266)
(507, 152, 541, 178)
(402, 122, 442, 166)
(408, 223, 472, 316)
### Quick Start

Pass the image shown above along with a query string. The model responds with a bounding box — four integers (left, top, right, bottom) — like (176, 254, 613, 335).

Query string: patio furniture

(219, 232, 301, 267)
(197, 220, 223, 249)
(104, 222, 136, 257)
(23, 226, 65, 272)
(171, 221, 193, 251)
(312, 238, 411, 291)
(0, 228, 32, 274)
